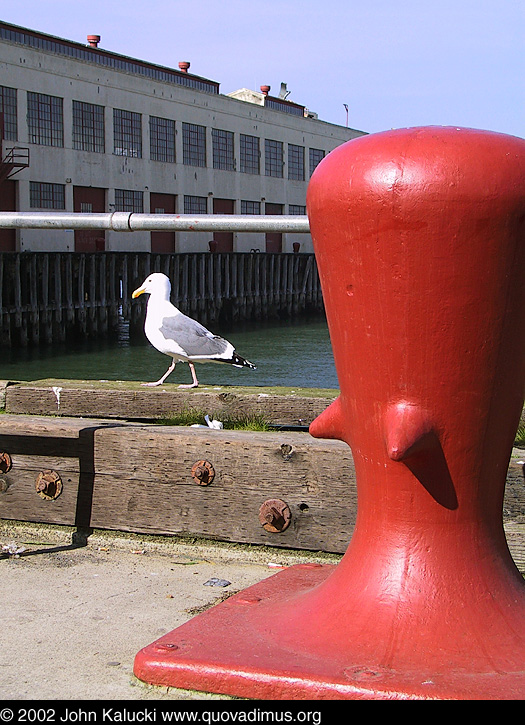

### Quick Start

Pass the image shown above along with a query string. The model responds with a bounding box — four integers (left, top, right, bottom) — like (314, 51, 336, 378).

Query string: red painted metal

(134, 127, 525, 699)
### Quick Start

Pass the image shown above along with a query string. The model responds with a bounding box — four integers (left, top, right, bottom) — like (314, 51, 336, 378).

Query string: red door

(74, 186, 106, 251)
(265, 202, 283, 253)
(151, 193, 176, 253)
(213, 198, 234, 252)
(0, 179, 16, 251)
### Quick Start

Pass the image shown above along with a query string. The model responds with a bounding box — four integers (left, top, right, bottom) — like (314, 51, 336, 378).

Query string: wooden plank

(0, 415, 522, 557)
(4, 380, 338, 425)
(0, 415, 105, 527)
(14, 254, 21, 327)
(89, 425, 358, 553)
(29, 255, 39, 344)
(53, 253, 62, 325)
(40, 253, 52, 343)
(65, 254, 74, 323)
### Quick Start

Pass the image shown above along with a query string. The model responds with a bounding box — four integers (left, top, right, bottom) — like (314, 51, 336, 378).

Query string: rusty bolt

(191, 460, 215, 486)
(36, 470, 63, 500)
(0, 452, 12, 473)
(259, 498, 291, 533)
(280, 443, 294, 461)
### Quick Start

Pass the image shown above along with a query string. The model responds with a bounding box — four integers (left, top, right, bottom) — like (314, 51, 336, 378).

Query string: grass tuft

(157, 407, 271, 432)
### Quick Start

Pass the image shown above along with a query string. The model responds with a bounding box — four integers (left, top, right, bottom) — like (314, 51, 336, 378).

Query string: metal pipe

(0, 212, 311, 233)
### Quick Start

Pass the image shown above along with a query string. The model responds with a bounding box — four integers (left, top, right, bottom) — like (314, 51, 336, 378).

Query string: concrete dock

(0, 520, 341, 701)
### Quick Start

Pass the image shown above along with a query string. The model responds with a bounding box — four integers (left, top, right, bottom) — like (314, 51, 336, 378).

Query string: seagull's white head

(132, 273, 171, 300)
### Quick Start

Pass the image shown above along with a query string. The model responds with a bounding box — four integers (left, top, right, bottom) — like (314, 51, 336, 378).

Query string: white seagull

(132, 273, 256, 388)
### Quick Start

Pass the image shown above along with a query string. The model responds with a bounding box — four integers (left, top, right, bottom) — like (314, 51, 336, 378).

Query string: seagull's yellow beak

(132, 286, 145, 299)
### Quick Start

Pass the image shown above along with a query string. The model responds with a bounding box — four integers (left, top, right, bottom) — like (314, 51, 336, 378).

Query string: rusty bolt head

(36, 470, 63, 500)
(191, 460, 215, 486)
(0, 452, 12, 474)
(280, 444, 294, 460)
(259, 498, 291, 533)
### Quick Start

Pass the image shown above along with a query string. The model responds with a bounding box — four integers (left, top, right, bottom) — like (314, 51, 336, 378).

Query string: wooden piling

(0, 252, 324, 347)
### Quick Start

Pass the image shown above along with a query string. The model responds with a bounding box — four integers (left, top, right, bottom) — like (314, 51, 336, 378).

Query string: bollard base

(133, 563, 525, 701)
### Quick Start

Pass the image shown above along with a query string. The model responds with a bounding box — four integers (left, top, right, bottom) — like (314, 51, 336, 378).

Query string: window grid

(114, 189, 143, 213)
(29, 181, 65, 209)
(150, 116, 175, 163)
(288, 144, 305, 181)
(1, 25, 219, 94)
(212, 128, 234, 171)
(309, 147, 325, 177)
(72, 100, 105, 153)
(265, 139, 283, 178)
(0, 86, 17, 140)
(264, 98, 304, 116)
(184, 195, 207, 214)
(113, 108, 142, 157)
(240, 134, 259, 174)
(241, 200, 261, 215)
(27, 91, 64, 147)
(289, 204, 306, 215)
(182, 122, 206, 167)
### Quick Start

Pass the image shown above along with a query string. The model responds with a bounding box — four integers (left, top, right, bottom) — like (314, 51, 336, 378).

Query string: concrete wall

(1, 30, 365, 253)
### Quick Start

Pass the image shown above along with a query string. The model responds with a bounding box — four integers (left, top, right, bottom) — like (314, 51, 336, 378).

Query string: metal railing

(0, 212, 311, 233)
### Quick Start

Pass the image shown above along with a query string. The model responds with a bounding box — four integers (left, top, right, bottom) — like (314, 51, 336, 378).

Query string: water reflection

(0, 316, 338, 390)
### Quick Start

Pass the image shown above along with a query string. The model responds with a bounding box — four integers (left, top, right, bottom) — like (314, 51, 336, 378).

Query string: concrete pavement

(0, 520, 340, 701)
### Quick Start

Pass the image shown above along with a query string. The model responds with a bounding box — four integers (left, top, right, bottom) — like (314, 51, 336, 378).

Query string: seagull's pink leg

(141, 360, 176, 387)
(178, 362, 199, 389)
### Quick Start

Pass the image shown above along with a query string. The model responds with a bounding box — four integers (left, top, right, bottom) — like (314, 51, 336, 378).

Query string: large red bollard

(134, 127, 525, 700)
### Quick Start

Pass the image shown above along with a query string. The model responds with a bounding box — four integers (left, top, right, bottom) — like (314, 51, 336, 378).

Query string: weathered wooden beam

(0, 414, 523, 559)
(3, 380, 338, 426)
(89, 424, 358, 552)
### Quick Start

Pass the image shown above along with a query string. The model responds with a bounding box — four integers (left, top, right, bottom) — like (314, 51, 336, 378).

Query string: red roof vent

(260, 85, 271, 96)
(178, 61, 191, 73)
(87, 35, 100, 48)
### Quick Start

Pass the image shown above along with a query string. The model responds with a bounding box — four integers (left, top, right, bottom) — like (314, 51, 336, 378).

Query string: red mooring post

(134, 127, 525, 700)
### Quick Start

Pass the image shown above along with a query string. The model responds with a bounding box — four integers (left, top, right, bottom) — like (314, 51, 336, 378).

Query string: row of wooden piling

(0, 252, 324, 346)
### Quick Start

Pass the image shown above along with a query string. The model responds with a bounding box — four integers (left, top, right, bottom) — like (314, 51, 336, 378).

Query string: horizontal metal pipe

(0, 212, 311, 233)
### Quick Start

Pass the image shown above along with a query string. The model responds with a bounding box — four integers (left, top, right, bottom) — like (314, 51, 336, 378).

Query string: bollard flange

(36, 470, 62, 500)
(259, 499, 291, 533)
(191, 460, 215, 486)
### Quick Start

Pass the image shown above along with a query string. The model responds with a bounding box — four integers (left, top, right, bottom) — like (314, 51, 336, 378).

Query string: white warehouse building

(0, 21, 365, 254)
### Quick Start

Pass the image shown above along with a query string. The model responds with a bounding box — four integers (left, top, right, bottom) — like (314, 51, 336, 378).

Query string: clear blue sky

(2, 0, 523, 138)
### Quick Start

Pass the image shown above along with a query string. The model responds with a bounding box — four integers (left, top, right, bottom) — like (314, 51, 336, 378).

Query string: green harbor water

(0, 317, 339, 390)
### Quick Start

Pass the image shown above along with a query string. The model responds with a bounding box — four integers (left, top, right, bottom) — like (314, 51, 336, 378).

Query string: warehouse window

(240, 134, 259, 175)
(182, 122, 206, 167)
(212, 128, 234, 171)
(309, 148, 325, 177)
(265, 139, 283, 178)
(113, 108, 142, 157)
(0, 86, 17, 140)
(184, 195, 207, 214)
(289, 204, 306, 215)
(241, 200, 261, 215)
(0, 25, 219, 94)
(288, 144, 305, 181)
(72, 100, 105, 153)
(29, 181, 65, 209)
(114, 189, 143, 212)
(150, 116, 175, 163)
(27, 91, 63, 147)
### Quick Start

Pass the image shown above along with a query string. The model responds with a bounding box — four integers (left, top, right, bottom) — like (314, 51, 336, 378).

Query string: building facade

(0, 21, 364, 254)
